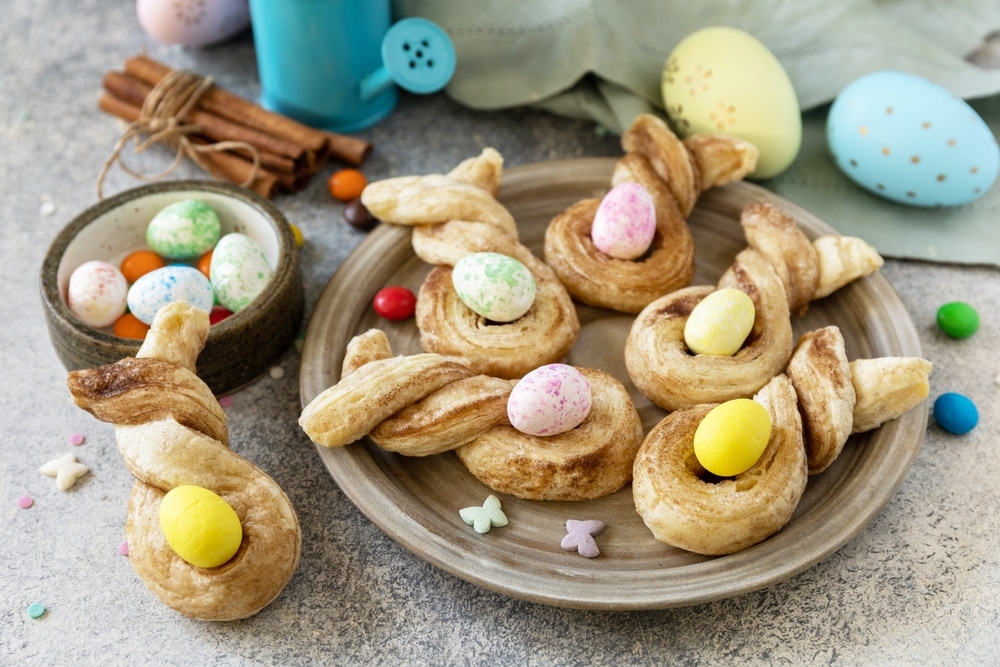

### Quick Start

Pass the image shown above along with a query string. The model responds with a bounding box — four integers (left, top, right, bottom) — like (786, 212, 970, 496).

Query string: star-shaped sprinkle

(39, 453, 89, 491)
(561, 519, 606, 558)
(459, 495, 508, 534)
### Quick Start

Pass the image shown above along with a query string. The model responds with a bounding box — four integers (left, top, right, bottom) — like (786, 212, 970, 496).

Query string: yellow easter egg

(661, 26, 801, 179)
(683, 288, 755, 356)
(694, 398, 772, 477)
(159, 485, 243, 568)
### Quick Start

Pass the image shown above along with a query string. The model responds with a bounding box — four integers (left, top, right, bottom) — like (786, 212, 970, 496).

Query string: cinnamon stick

(98, 92, 279, 198)
(123, 54, 372, 167)
(102, 70, 308, 173)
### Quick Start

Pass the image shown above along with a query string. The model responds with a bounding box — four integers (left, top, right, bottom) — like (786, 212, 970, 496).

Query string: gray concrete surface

(2, 1, 998, 664)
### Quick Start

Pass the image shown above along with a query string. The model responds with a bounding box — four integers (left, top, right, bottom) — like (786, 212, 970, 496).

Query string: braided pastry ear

(67, 302, 301, 621)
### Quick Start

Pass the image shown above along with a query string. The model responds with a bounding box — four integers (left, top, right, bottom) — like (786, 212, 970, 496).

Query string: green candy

(936, 302, 979, 339)
(146, 200, 222, 260)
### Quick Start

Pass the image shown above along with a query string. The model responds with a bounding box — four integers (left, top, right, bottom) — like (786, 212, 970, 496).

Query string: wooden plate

(298, 158, 926, 609)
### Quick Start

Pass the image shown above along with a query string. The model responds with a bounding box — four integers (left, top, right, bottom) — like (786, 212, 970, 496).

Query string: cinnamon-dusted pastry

(543, 114, 758, 313)
(625, 200, 884, 411)
(361, 150, 579, 378)
(299, 330, 643, 501)
(67, 302, 301, 621)
(787, 326, 932, 473)
(633, 328, 931, 555)
(633, 375, 808, 556)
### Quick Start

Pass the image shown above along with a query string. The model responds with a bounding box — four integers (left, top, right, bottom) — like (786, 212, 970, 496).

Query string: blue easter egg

(933, 392, 979, 435)
(827, 71, 1000, 207)
(127, 265, 214, 325)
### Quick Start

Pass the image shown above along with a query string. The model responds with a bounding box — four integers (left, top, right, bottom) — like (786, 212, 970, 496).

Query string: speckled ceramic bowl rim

(40, 179, 298, 359)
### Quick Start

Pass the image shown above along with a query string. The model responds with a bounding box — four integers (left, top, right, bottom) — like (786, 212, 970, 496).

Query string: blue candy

(933, 392, 978, 435)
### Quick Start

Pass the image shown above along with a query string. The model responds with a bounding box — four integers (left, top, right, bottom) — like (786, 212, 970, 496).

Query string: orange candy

(328, 168, 368, 201)
(120, 250, 165, 283)
(113, 313, 151, 340)
(197, 250, 213, 279)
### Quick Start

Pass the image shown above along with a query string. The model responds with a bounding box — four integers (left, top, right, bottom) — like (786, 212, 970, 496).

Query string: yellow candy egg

(159, 485, 243, 568)
(661, 26, 801, 179)
(694, 399, 772, 477)
(684, 288, 755, 356)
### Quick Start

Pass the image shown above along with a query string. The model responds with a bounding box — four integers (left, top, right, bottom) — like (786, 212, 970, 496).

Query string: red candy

(113, 313, 151, 340)
(209, 305, 233, 325)
(373, 286, 416, 321)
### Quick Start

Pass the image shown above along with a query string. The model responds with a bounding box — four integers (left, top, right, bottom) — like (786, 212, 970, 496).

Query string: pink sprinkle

(68, 433, 85, 446)
(218, 395, 235, 408)
(118, 541, 129, 556)
(17, 495, 34, 509)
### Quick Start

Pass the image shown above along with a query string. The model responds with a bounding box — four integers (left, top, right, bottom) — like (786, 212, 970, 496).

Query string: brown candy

(344, 197, 378, 230)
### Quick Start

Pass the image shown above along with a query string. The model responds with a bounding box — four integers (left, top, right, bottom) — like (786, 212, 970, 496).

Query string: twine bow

(96, 69, 260, 198)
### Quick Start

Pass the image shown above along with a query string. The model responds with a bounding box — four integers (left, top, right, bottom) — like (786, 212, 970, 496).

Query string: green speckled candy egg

(209, 233, 273, 313)
(452, 252, 536, 322)
(146, 200, 222, 260)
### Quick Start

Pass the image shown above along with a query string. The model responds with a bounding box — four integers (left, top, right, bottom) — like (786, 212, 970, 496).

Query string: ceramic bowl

(41, 180, 304, 395)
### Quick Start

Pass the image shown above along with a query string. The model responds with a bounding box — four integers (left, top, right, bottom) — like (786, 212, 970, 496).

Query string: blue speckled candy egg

(209, 233, 273, 313)
(127, 265, 214, 324)
(452, 252, 536, 323)
(146, 200, 222, 260)
(827, 71, 1000, 207)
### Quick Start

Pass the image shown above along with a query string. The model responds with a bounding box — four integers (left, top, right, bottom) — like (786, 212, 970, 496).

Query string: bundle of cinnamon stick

(98, 54, 372, 198)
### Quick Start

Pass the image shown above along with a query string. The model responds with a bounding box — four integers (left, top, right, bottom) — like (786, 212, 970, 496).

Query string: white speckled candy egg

(827, 71, 1000, 207)
(452, 252, 536, 323)
(684, 288, 755, 356)
(127, 265, 214, 325)
(591, 182, 656, 259)
(67, 260, 129, 328)
(508, 364, 592, 436)
(662, 26, 801, 179)
(209, 233, 274, 313)
(146, 200, 222, 260)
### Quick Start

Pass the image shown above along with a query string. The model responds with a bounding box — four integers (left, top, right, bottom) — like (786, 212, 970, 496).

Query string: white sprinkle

(269, 366, 285, 380)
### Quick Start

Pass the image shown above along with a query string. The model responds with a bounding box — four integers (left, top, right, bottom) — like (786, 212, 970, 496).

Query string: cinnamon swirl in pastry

(361, 149, 580, 379)
(625, 200, 884, 411)
(543, 113, 758, 313)
(299, 330, 643, 501)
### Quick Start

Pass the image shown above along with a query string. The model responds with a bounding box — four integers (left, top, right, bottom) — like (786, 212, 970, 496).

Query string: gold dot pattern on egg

(911, 156, 920, 164)
(859, 126, 868, 136)
(971, 166, 979, 174)
(948, 139, 957, 146)
(886, 106, 894, 114)
(876, 183, 886, 190)
(882, 147, 891, 156)
(923, 121, 932, 129)
(937, 174, 947, 182)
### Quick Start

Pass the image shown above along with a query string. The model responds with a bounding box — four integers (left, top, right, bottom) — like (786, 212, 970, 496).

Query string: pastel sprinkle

(39, 453, 89, 491)
(459, 495, 508, 534)
(561, 519, 606, 558)
(118, 541, 130, 556)
(218, 395, 235, 408)
(26, 603, 46, 619)
(17, 495, 34, 509)
(68, 433, 85, 446)
(269, 366, 285, 380)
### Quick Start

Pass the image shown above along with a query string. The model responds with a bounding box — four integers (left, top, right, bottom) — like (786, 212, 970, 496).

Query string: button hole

(409, 60, 417, 69)
(415, 50, 423, 58)
(421, 39, 430, 48)
(403, 42, 411, 51)
(427, 60, 434, 68)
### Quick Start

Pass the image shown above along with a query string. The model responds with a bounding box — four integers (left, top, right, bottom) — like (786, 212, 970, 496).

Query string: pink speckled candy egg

(507, 364, 592, 436)
(67, 260, 129, 328)
(591, 182, 656, 260)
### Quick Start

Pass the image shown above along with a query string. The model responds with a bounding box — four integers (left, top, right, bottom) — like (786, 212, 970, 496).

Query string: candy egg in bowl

(40, 180, 304, 395)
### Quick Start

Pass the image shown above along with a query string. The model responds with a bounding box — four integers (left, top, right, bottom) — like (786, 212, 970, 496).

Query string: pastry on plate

(543, 113, 758, 313)
(361, 149, 580, 379)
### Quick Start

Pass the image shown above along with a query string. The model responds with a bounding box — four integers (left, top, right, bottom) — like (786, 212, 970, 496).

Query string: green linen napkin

(394, 0, 1000, 266)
